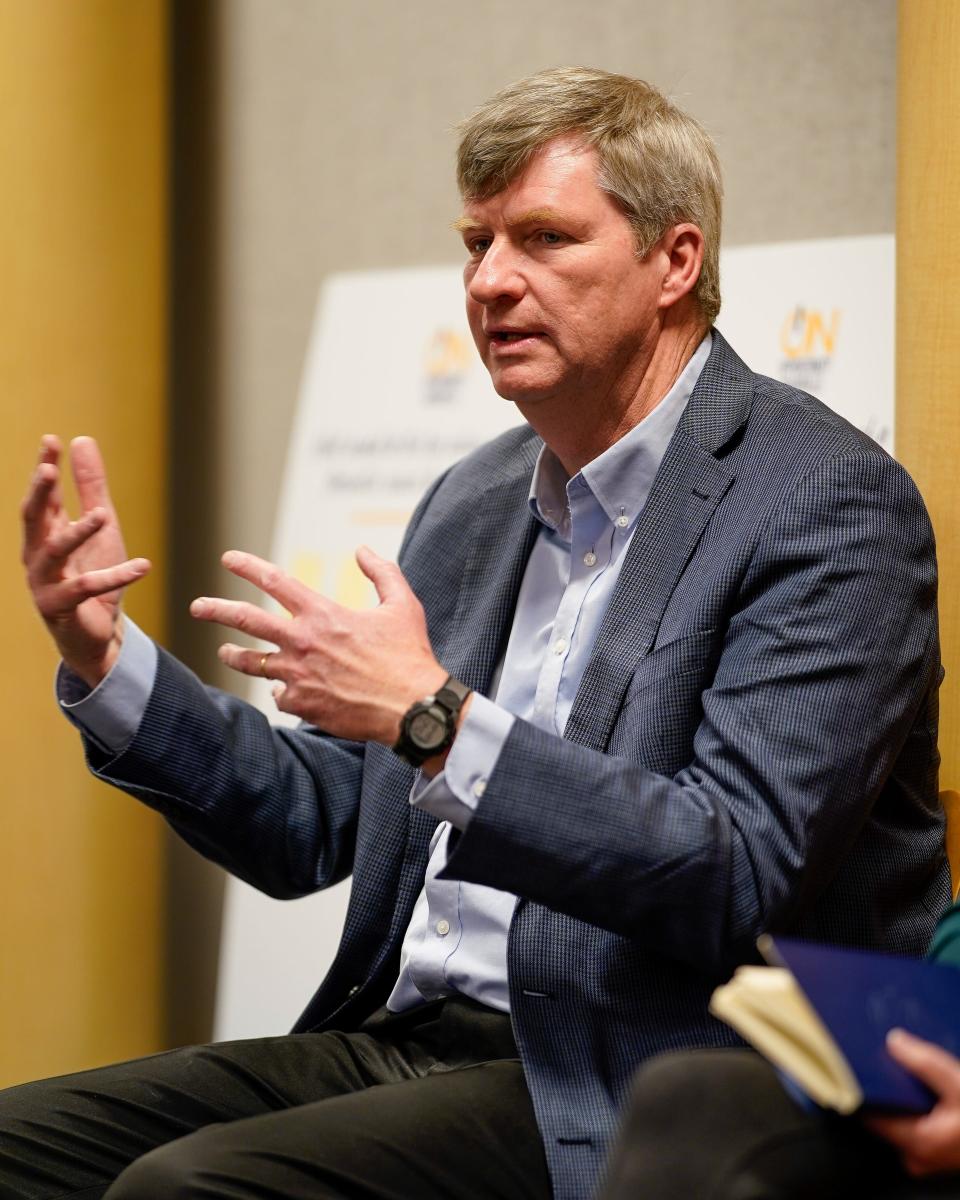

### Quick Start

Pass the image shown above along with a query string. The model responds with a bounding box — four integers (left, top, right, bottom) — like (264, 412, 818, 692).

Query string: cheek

(465, 303, 487, 357)
(555, 275, 611, 325)
(590, 280, 658, 345)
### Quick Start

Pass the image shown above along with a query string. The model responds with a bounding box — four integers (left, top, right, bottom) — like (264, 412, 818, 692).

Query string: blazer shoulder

(451, 421, 542, 480)
(707, 327, 889, 463)
(751, 373, 933, 511)
(701, 331, 929, 539)
(412, 421, 539, 518)
(751, 370, 885, 457)
(398, 421, 539, 562)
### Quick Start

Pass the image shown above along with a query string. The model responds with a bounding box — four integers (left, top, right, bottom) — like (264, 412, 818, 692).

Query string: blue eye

(540, 231, 564, 245)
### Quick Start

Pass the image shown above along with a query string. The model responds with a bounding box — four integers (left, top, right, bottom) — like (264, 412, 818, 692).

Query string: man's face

(458, 135, 666, 411)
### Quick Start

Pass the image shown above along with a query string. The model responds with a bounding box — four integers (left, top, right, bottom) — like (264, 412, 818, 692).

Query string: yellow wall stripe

(0, 0, 167, 1085)
(897, 0, 960, 792)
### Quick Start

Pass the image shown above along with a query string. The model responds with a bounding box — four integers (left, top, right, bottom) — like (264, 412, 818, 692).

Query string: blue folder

(762, 936, 960, 1113)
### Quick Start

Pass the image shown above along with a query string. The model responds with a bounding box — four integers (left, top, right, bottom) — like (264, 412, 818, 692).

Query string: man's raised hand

(21, 435, 151, 688)
(190, 545, 449, 747)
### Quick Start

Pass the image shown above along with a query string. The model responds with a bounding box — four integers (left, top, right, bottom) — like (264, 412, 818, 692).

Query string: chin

(488, 371, 559, 407)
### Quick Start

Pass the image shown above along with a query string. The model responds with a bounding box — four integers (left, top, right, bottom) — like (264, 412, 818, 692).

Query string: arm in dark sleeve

(83, 647, 367, 898)
(74, 464, 457, 899)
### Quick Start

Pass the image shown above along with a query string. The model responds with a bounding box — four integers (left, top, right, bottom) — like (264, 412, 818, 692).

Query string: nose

(467, 238, 526, 307)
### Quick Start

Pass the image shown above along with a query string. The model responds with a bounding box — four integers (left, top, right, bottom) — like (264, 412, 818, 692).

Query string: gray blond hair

(456, 67, 722, 324)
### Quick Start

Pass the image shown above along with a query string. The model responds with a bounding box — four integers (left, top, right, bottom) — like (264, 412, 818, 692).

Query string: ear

(657, 223, 705, 310)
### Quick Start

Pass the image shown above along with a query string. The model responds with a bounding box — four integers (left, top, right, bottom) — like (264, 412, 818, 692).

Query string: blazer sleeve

(81, 647, 368, 898)
(441, 450, 941, 968)
(76, 464, 460, 898)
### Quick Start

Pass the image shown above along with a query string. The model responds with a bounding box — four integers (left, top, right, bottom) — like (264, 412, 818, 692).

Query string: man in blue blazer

(10, 67, 945, 1200)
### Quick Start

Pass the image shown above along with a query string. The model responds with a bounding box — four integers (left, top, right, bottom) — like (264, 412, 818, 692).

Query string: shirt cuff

(56, 619, 158, 755)
(410, 693, 515, 830)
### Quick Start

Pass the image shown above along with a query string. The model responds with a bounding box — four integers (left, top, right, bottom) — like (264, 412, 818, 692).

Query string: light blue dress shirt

(59, 334, 711, 1016)
(388, 333, 711, 1011)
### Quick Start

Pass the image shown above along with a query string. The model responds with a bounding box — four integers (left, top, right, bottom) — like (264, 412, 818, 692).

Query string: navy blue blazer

(89, 332, 947, 1199)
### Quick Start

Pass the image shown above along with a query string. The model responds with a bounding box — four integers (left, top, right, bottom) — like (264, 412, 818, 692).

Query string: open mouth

(490, 330, 540, 343)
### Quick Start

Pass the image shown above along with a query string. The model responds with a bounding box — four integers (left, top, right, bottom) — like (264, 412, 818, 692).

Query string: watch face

(409, 708, 446, 749)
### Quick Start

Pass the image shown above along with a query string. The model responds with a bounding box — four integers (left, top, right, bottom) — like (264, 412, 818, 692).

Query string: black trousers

(0, 997, 552, 1200)
(598, 1049, 960, 1200)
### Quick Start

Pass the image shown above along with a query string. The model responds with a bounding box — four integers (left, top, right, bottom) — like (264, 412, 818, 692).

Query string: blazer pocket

(620, 629, 717, 709)
(611, 629, 717, 773)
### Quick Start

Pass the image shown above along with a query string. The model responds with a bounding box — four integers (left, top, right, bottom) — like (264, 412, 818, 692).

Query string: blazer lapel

(564, 330, 754, 750)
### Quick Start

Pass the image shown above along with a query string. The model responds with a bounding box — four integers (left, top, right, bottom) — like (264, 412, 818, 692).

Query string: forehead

(459, 135, 607, 225)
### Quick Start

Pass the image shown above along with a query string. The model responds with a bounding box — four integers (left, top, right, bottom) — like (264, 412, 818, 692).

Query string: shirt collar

(529, 331, 713, 534)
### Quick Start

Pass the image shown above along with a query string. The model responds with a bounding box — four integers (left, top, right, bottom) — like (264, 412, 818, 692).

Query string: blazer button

(347, 985, 360, 997)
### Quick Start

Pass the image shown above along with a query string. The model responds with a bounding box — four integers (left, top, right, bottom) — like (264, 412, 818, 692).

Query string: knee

(106, 1139, 207, 1200)
(603, 1050, 824, 1200)
(624, 1049, 755, 1132)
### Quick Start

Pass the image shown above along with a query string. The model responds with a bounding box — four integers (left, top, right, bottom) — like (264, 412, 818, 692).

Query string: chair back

(941, 789, 960, 900)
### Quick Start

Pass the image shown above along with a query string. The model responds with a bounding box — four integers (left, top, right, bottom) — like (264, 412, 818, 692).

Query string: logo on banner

(423, 328, 473, 404)
(778, 307, 841, 394)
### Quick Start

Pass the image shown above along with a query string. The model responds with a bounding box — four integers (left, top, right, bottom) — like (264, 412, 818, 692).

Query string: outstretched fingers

(36, 434, 63, 486)
(220, 550, 314, 613)
(355, 544, 413, 606)
(42, 507, 109, 567)
(189, 595, 288, 644)
(70, 436, 116, 515)
(216, 643, 283, 680)
(21, 462, 64, 551)
(39, 559, 151, 617)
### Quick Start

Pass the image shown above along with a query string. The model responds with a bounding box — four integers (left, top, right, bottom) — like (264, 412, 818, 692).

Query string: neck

(519, 314, 708, 476)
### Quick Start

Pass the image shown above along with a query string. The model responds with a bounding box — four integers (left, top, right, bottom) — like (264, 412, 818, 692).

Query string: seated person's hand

(865, 1028, 960, 1177)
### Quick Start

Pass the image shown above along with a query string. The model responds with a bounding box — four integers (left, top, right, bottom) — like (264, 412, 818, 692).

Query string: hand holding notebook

(862, 1029, 960, 1178)
(709, 937, 960, 1114)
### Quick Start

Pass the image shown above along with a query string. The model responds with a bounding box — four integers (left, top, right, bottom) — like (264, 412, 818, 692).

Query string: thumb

(355, 545, 410, 605)
(886, 1029, 960, 1100)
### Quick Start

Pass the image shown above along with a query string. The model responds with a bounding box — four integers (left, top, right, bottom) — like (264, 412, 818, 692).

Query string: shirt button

(553, 637, 568, 655)
(436, 919, 450, 937)
(472, 777, 487, 798)
(583, 551, 597, 567)
(616, 514, 630, 528)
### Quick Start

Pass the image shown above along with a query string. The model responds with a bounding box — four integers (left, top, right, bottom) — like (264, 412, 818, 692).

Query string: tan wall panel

(0, 0, 167, 1084)
(897, 0, 960, 790)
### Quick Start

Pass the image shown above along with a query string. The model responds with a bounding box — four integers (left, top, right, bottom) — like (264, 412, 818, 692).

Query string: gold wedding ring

(259, 653, 271, 678)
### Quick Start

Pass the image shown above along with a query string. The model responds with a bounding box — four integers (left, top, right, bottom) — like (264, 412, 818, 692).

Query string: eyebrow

(451, 208, 569, 234)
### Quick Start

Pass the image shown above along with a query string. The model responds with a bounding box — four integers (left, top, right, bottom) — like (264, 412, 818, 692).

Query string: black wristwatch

(392, 675, 472, 767)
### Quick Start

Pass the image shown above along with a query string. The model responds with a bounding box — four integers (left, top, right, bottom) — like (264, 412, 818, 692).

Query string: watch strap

(392, 674, 472, 767)
(434, 675, 472, 713)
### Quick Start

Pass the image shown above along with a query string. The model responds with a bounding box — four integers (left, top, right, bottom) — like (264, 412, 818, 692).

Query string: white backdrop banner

(718, 235, 893, 451)
(214, 235, 894, 1039)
